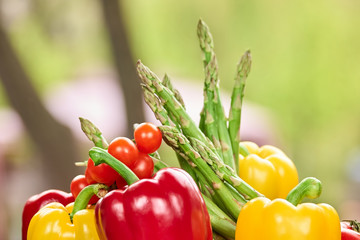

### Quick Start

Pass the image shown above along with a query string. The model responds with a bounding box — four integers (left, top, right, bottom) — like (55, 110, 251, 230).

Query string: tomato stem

(89, 147, 140, 185)
(286, 177, 322, 206)
(69, 183, 108, 222)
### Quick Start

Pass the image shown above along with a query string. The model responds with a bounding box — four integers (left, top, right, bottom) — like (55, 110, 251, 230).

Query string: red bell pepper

(22, 189, 74, 240)
(342, 220, 360, 240)
(89, 147, 213, 240)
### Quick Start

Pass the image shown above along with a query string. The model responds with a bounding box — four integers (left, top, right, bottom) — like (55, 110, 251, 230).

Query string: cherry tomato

(86, 158, 118, 185)
(108, 137, 139, 167)
(131, 152, 154, 179)
(134, 122, 162, 154)
(70, 175, 99, 205)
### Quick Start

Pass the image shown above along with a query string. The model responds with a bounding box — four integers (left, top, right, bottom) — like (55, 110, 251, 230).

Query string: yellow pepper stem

(285, 177, 322, 206)
(69, 183, 108, 222)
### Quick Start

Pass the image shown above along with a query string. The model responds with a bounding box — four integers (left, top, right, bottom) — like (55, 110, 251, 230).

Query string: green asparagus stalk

(149, 152, 169, 173)
(202, 194, 236, 239)
(190, 137, 263, 200)
(197, 19, 235, 170)
(202, 55, 223, 158)
(212, 232, 228, 240)
(141, 85, 172, 126)
(162, 74, 186, 109)
(228, 51, 252, 173)
(160, 125, 243, 219)
(142, 83, 200, 182)
(137, 60, 219, 157)
(79, 117, 109, 149)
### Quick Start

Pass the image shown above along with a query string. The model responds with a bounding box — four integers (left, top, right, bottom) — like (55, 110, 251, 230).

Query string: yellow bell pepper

(235, 177, 341, 240)
(27, 183, 108, 240)
(27, 202, 99, 240)
(239, 141, 299, 199)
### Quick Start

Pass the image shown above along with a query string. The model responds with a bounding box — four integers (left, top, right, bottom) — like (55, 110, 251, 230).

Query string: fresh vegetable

(86, 157, 118, 185)
(131, 152, 154, 179)
(107, 137, 139, 168)
(70, 175, 99, 205)
(89, 147, 213, 240)
(134, 122, 162, 154)
(341, 220, 360, 240)
(81, 118, 155, 185)
(238, 141, 299, 199)
(27, 184, 108, 239)
(235, 177, 341, 239)
(197, 19, 235, 171)
(228, 51, 251, 167)
(22, 189, 74, 240)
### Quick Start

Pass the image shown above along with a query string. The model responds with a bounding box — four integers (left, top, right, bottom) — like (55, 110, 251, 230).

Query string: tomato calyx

(342, 220, 360, 233)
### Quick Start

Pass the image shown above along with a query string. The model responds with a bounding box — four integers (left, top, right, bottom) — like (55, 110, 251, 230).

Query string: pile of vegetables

(21, 19, 360, 240)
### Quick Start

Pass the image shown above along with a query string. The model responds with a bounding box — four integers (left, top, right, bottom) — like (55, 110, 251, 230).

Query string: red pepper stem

(69, 183, 108, 222)
(89, 147, 140, 185)
(286, 177, 322, 206)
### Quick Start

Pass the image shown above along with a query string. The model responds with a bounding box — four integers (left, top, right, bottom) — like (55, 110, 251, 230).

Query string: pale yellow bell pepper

(27, 202, 99, 240)
(239, 141, 299, 199)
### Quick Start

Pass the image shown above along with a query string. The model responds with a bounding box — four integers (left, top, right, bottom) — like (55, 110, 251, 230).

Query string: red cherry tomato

(134, 122, 162, 154)
(86, 158, 118, 185)
(108, 137, 139, 168)
(70, 175, 99, 205)
(131, 152, 154, 179)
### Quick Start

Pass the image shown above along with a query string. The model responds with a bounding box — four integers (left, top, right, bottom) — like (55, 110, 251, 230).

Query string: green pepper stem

(69, 183, 108, 222)
(89, 147, 140, 185)
(286, 177, 322, 206)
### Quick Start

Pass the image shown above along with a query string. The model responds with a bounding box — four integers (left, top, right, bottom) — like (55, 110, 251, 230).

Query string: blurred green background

(1, 0, 360, 239)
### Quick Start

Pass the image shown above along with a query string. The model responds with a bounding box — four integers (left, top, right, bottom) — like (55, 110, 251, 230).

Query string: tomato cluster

(70, 122, 162, 203)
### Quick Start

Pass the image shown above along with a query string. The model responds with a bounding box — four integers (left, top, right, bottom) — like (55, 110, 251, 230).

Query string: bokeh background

(1, 0, 360, 239)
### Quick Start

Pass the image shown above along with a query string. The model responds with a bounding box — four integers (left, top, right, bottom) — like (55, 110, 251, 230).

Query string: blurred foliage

(1, 0, 360, 207)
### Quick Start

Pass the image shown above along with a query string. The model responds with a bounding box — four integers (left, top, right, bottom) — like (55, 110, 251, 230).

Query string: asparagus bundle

(137, 19, 262, 239)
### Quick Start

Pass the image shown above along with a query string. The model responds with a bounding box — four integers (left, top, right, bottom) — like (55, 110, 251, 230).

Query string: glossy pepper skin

(27, 202, 99, 239)
(95, 167, 213, 240)
(22, 189, 74, 240)
(341, 221, 360, 240)
(239, 141, 299, 199)
(235, 197, 341, 240)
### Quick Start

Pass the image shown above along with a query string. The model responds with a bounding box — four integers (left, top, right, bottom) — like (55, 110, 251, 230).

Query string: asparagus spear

(202, 55, 223, 158)
(160, 125, 243, 219)
(142, 84, 200, 181)
(197, 19, 235, 170)
(202, 194, 236, 239)
(79, 117, 109, 149)
(162, 74, 186, 109)
(228, 51, 252, 173)
(212, 232, 228, 240)
(141, 85, 172, 126)
(197, 21, 222, 157)
(190, 137, 263, 200)
(137, 60, 219, 157)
